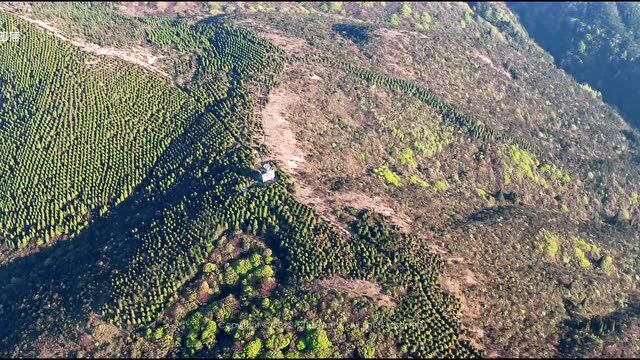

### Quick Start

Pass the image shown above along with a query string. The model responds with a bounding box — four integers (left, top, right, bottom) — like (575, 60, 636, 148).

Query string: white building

(260, 162, 276, 182)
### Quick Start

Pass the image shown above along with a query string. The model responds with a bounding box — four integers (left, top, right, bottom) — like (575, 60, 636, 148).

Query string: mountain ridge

(0, 2, 639, 358)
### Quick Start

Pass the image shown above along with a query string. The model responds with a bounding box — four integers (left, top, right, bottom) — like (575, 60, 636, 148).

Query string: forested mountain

(509, 2, 640, 128)
(0, 2, 639, 358)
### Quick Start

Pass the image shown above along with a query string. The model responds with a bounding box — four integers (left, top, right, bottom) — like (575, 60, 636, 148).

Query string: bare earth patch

(260, 32, 309, 53)
(261, 87, 411, 233)
(337, 192, 412, 232)
(440, 260, 498, 356)
(116, 1, 204, 18)
(261, 85, 307, 172)
(375, 28, 418, 81)
(472, 48, 512, 80)
(313, 276, 396, 308)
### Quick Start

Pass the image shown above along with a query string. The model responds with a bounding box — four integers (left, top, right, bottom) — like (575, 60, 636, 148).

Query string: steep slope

(509, 2, 640, 128)
(0, 11, 195, 255)
(1, 2, 640, 358)
(218, 2, 640, 357)
(0, 8, 479, 359)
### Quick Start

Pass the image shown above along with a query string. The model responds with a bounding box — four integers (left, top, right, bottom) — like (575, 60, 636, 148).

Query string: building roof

(261, 169, 275, 182)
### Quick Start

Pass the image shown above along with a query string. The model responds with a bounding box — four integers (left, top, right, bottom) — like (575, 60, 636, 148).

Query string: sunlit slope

(0, 11, 196, 249)
(0, 12, 481, 358)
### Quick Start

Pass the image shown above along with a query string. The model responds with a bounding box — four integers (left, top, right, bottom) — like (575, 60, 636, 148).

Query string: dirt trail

(15, 14, 171, 81)
(313, 276, 397, 308)
(472, 49, 512, 80)
(338, 192, 412, 231)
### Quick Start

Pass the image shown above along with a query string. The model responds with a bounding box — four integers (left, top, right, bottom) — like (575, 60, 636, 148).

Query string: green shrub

(201, 320, 217, 348)
(255, 265, 275, 278)
(619, 209, 631, 221)
(234, 258, 254, 275)
(401, 3, 412, 17)
(373, 166, 403, 187)
(153, 326, 165, 340)
(579, 83, 602, 99)
(574, 247, 591, 269)
(597, 255, 614, 275)
(390, 14, 400, 27)
(576, 237, 600, 258)
(362, 344, 376, 358)
(336, 117, 350, 128)
(244, 338, 263, 358)
(581, 195, 590, 206)
(504, 145, 547, 187)
(186, 335, 203, 353)
(539, 163, 571, 184)
(296, 339, 306, 351)
(421, 11, 432, 29)
(541, 231, 559, 260)
(224, 266, 240, 285)
(203, 262, 218, 273)
(305, 328, 333, 354)
(475, 188, 489, 200)
(410, 175, 430, 188)
(330, 2, 343, 12)
(433, 179, 449, 192)
(398, 148, 416, 167)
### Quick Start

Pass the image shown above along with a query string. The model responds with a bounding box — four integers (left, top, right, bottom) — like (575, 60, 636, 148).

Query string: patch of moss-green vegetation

(579, 83, 603, 100)
(397, 147, 416, 167)
(503, 145, 572, 188)
(581, 195, 590, 206)
(573, 237, 601, 269)
(537, 231, 611, 274)
(539, 163, 571, 185)
(413, 126, 456, 158)
(410, 175, 430, 189)
(504, 145, 547, 187)
(335, 117, 351, 128)
(433, 179, 449, 192)
(597, 255, 614, 275)
(619, 208, 632, 221)
(475, 188, 490, 201)
(373, 166, 403, 187)
(575, 238, 601, 258)
(540, 230, 560, 260)
(574, 247, 591, 269)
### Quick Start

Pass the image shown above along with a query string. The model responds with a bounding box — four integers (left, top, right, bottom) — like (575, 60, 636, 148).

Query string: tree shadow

(556, 298, 640, 357)
(0, 188, 141, 354)
(332, 23, 373, 46)
(0, 105, 237, 354)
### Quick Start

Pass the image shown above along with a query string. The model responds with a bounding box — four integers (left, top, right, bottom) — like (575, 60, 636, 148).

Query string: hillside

(0, 2, 639, 359)
(509, 2, 640, 129)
